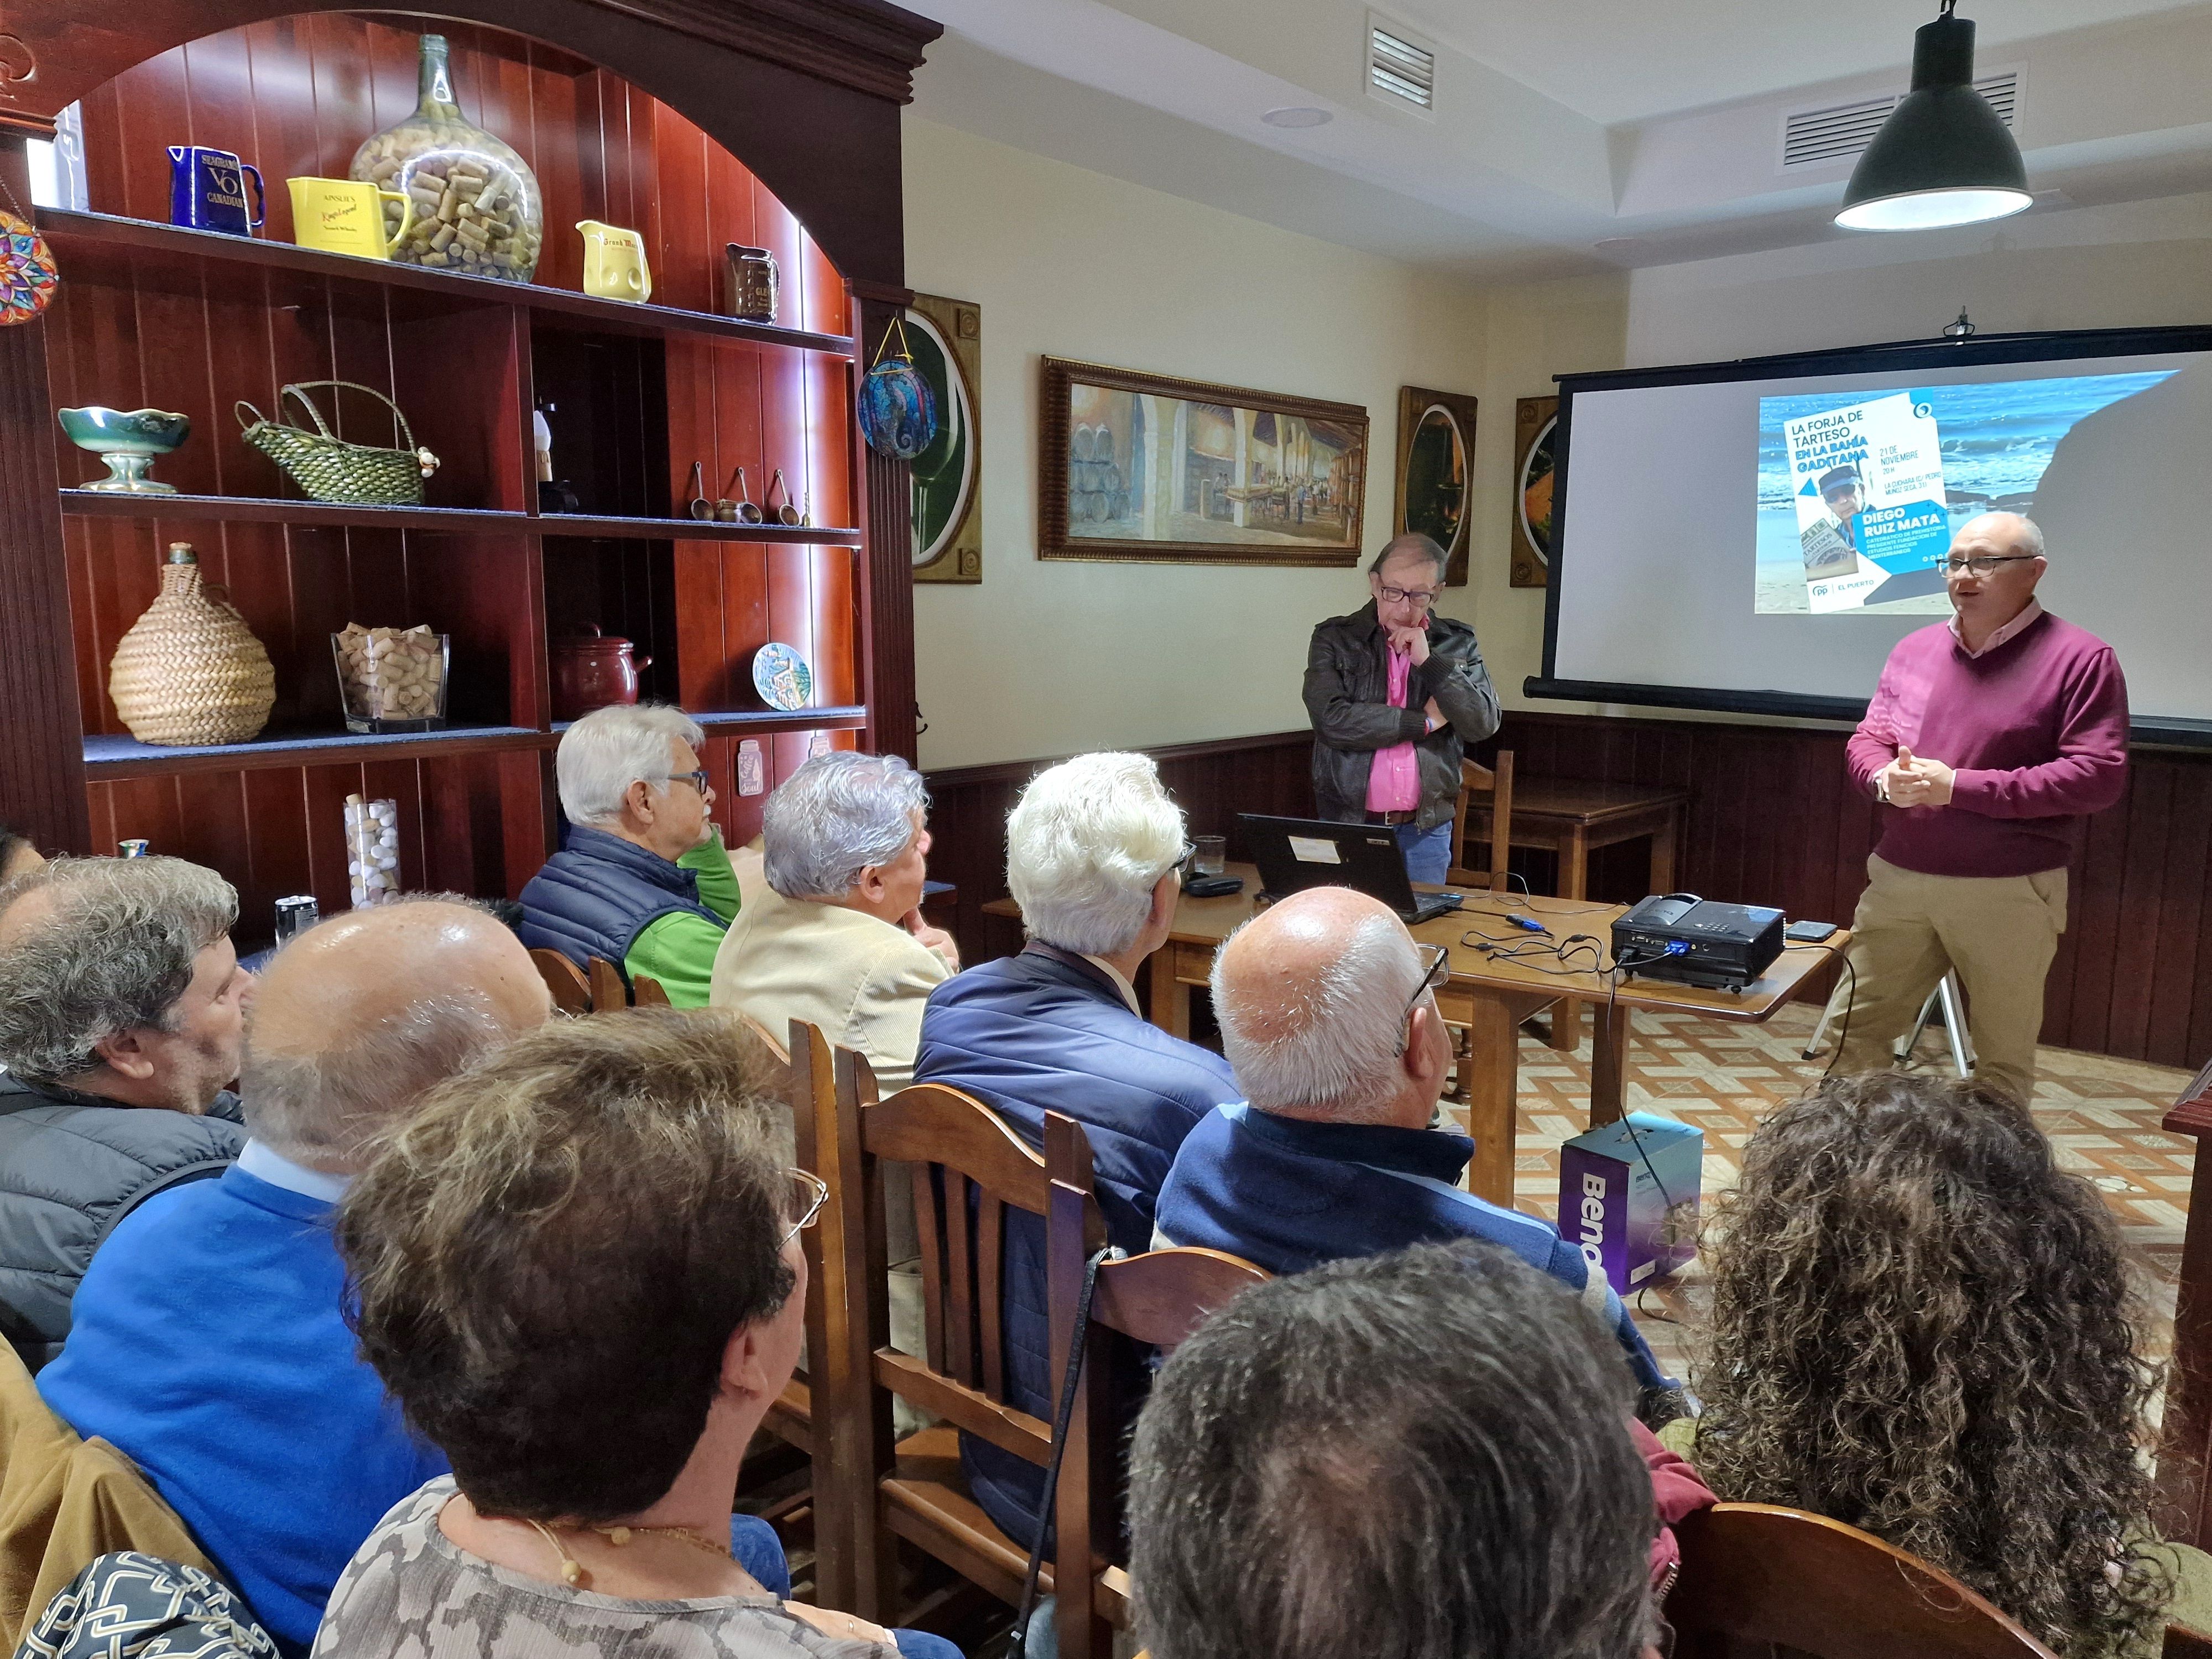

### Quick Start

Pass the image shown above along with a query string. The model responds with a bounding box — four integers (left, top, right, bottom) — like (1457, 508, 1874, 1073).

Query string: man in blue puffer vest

(914, 753, 1238, 1551)
(518, 704, 739, 1006)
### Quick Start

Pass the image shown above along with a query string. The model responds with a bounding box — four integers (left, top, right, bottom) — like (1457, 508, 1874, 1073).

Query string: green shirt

(624, 832, 741, 1008)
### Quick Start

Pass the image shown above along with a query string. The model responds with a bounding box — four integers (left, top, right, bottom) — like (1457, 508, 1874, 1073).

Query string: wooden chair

(1666, 1503, 2058, 1659)
(632, 972, 671, 1006)
(821, 1059, 1103, 1627)
(1048, 1123, 1269, 1659)
(1448, 749, 1516, 892)
(2167, 1626, 2212, 1658)
(587, 956, 628, 1010)
(529, 948, 591, 1014)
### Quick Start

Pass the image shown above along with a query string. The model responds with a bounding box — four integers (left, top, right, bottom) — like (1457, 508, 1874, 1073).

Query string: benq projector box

(1558, 1113, 1702, 1296)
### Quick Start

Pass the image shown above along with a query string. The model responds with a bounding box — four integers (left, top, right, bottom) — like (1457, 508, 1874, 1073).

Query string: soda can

(117, 839, 150, 858)
(273, 895, 320, 944)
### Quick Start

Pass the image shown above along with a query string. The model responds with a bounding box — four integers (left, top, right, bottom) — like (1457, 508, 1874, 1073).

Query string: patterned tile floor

(1459, 1002, 2198, 1395)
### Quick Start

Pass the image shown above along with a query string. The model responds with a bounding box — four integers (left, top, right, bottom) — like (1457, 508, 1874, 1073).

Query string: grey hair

(0, 857, 237, 1083)
(1129, 1240, 1654, 1659)
(1006, 753, 1186, 957)
(556, 703, 706, 828)
(1212, 909, 1424, 1121)
(1368, 531, 1447, 580)
(762, 752, 929, 901)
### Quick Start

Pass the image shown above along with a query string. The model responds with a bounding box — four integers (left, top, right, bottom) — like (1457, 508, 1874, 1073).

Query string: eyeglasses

(780, 1168, 829, 1246)
(1376, 585, 1440, 611)
(1394, 942, 1451, 1055)
(1943, 555, 2038, 576)
(658, 769, 712, 795)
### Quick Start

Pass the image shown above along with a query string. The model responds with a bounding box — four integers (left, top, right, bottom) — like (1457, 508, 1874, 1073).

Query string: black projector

(1611, 894, 1785, 993)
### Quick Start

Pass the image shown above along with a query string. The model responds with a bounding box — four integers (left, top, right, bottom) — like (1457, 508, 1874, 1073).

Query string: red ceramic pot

(550, 625, 652, 721)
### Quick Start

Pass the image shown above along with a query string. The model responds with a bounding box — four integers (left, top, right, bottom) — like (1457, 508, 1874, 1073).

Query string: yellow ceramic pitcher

(577, 220, 651, 304)
(288, 177, 413, 260)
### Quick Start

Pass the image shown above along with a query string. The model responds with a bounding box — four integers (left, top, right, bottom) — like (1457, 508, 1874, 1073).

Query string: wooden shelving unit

(0, 1, 936, 942)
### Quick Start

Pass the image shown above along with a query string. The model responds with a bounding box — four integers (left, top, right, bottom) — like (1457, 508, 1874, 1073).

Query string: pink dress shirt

(1365, 647, 1421, 812)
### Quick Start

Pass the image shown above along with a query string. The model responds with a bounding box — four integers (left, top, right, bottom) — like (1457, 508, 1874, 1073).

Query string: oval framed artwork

(1392, 385, 1478, 586)
(1510, 395, 1558, 588)
(906, 294, 983, 583)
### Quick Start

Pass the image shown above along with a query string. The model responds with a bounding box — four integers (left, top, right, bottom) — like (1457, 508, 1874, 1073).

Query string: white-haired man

(913, 752, 1239, 1550)
(1155, 885, 1679, 1417)
(711, 750, 957, 1093)
(1835, 512, 2128, 1101)
(518, 703, 738, 1006)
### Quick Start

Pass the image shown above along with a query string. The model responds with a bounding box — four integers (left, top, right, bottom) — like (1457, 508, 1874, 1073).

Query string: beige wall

(902, 118, 1490, 771)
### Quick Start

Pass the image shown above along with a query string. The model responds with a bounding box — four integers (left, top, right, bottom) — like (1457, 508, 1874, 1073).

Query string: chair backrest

(529, 948, 591, 1014)
(740, 1014, 792, 1067)
(767, 1021, 844, 1592)
(1047, 1123, 1269, 1659)
(2168, 1625, 2212, 1659)
(1449, 749, 1515, 892)
(632, 973, 671, 1006)
(1667, 1504, 2059, 1659)
(586, 956, 628, 1011)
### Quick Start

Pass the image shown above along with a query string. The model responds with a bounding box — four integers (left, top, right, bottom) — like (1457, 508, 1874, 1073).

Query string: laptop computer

(1238, 813, 1465, 925)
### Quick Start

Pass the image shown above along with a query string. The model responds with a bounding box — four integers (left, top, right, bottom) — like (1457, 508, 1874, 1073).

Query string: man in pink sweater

(1835, 512, 2128, 1102)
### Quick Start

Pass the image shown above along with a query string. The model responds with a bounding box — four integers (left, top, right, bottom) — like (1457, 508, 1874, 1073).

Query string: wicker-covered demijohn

(108, 544, 276, 747)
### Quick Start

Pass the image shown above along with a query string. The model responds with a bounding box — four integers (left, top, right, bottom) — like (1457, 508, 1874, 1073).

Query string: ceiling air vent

(1780, 68, 2019, 170)
(1368, 17, 1436, 114)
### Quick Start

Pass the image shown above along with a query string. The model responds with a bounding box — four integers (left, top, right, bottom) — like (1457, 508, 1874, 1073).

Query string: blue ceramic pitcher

(168, 145, 264, 236)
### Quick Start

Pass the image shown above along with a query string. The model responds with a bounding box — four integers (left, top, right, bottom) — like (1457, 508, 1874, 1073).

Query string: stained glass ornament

(0, 208, 59, 327)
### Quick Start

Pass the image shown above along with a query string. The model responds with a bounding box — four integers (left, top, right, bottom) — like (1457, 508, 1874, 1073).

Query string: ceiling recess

(1782, 69, 2020, 170)
(1368, 17, 1436, 114)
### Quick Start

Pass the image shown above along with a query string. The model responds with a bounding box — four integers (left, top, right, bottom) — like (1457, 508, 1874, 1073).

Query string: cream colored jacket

(709, 863, 951, 1092)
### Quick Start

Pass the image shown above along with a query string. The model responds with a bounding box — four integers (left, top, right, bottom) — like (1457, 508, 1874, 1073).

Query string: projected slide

(1756, 371, 2176, 615)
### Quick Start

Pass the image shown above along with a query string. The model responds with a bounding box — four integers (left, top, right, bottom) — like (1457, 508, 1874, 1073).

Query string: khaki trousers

(1831, 853, 2068, 1104)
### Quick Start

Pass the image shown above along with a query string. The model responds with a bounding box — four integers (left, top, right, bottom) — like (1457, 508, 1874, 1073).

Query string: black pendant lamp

(1835, 0, 2030, 232)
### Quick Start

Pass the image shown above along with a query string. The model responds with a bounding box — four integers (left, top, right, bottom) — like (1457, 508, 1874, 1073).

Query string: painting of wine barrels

(1511, 395, 1558, 589)
(1392, 385, 1478, 587)
(1039, 357, 1368, 567)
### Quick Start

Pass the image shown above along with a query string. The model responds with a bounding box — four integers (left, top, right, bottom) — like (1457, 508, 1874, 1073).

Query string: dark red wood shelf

(35, 210, 858, 356)
(84, 725, 547, 780)
(61, 492, 864, 546)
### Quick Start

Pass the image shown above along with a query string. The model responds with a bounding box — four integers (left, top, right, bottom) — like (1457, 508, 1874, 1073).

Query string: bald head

(242, 898, 550, 1173)
(1957, 510, 2044, 559)
(1211, 887, 1442, 1125)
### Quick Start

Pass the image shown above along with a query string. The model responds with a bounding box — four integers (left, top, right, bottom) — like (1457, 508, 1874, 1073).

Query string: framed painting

(907, 293, 982, 584)
(1510, 395, 1558, 588)
(1392, 385, 1478, 586)
(1038, 357, 1368, 567)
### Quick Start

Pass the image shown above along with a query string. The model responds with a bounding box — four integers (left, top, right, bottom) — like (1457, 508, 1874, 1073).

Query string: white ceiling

(906, 0, 2212, 278)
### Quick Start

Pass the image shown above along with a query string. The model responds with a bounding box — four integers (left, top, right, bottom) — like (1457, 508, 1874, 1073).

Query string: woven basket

(234, 380, 440, 506)
(108, 545, 276, 747)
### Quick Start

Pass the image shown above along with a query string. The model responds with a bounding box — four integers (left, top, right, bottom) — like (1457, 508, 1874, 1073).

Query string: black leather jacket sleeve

(1413, 630, 1503, 744)
(1303, 627, 1429, 753)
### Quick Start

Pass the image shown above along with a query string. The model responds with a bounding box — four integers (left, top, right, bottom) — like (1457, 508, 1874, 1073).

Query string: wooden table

(986, 866, 1841, 1207)
(1462, 778, 1689, 1052)
(2156, 1056, 2212, 1548)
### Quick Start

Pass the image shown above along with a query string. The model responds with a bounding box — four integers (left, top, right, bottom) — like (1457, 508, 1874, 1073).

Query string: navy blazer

(914, 945, 1238, 1548)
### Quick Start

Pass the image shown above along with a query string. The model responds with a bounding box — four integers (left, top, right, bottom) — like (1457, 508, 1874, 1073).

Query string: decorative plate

(1, 210, 60, 328)
(752, 642, 813, 711)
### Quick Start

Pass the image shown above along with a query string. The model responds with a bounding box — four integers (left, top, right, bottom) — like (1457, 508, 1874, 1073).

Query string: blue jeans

(1396, 818, 1453, 886)
(730, 1516, 790, 1599)
(893, 1635, 965, 1658)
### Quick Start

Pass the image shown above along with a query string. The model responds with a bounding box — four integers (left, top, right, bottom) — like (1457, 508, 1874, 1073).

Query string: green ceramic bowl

(57, 406, 192, 456)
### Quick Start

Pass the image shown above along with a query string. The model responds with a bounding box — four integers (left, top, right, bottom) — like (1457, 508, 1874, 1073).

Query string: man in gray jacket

(1303, 533, 1501, 883)
(0, 857, 251, 1368)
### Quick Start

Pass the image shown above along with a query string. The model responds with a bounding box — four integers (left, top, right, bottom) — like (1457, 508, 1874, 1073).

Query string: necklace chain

(520, 1516, 733, 1589)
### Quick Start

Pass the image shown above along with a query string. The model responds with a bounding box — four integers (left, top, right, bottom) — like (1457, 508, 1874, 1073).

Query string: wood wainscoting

(923, 709, 2212, 1071)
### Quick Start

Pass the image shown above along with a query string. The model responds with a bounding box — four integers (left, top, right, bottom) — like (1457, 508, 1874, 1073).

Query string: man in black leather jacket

(0, 857, 251, 1368)
(1303, 533, 1501, 882)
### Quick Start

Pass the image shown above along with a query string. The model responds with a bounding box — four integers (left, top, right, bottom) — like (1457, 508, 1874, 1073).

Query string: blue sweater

(38, 1166, 446, 1654)
(1156, 1103, 1675, 1394)
(914, 946, 1239, 1548)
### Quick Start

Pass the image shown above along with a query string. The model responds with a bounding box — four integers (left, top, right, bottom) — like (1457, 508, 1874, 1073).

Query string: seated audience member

(915, 751, 1239, 1547)
(1686, 1072, 2208, 1656)
(518, 704, 738, 1005)
(0, 858, 251, 1369)
(322, 1009, 956, 1659)
(1128, 1241, 1666, 1659)
(0, 822, 43, 881)
(711, 750, 957, 1090)
(1155, 886, 1679, 1412)
(39, 899, 551, 1655)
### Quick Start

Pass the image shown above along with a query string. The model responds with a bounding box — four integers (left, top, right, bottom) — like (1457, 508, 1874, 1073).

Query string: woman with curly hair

(1679, 1071, 2209, 1658)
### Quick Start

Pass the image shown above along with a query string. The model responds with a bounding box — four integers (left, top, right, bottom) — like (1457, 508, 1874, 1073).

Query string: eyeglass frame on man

(1394, 941, 1451, 1056)
(1376, 583, 1441, 611)
(1942, 554, 2039, 577)
(656, 768, 712, 795)
(781, 1168, 829, 1247)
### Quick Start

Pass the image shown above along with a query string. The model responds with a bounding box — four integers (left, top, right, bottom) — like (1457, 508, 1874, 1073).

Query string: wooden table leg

(1649, 808, 1679, 895)
(1550, 826, 1590, 1053)
(1147, 941, 1194, 1041)
(2158, 1129, 2212, 1547)
(1462, 993, 1521, 1207)
(1590, 989, 1631, 1129)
